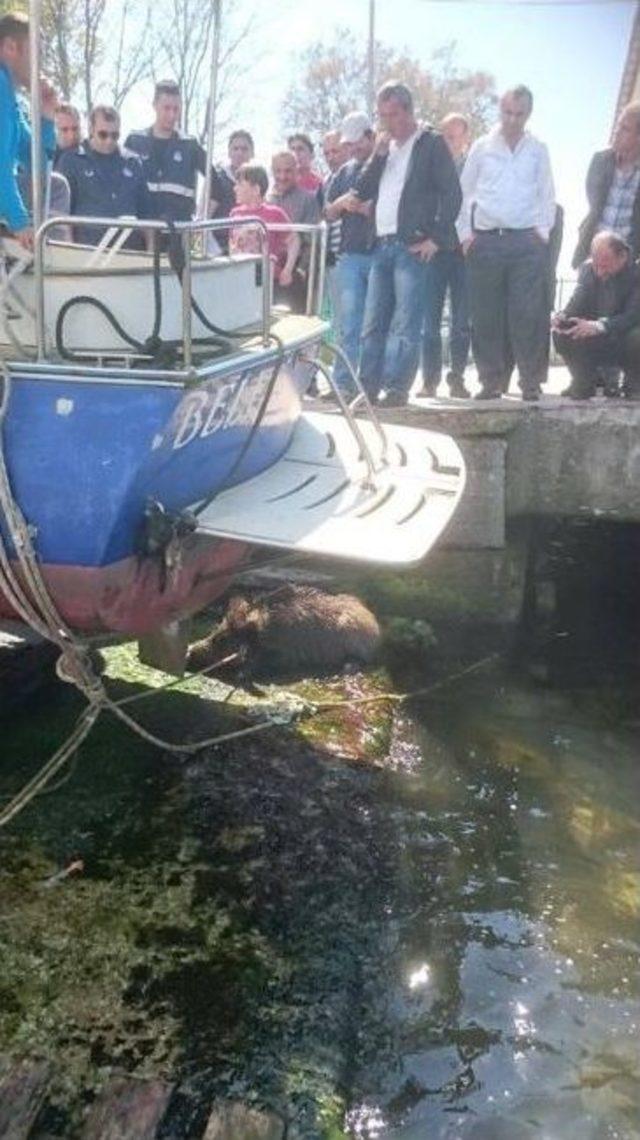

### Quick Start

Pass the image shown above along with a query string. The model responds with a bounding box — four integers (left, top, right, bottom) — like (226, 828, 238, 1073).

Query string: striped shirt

(598, 163, 640, 242)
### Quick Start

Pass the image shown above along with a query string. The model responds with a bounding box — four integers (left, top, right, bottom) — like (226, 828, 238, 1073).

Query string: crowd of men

(1, 9, 639, 400)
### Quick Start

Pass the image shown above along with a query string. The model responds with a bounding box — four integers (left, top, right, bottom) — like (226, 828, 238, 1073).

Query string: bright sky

(124, 0, 637, 275)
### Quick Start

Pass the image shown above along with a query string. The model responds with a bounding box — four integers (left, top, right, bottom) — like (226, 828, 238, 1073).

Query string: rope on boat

(0, 361, 301, 826)
(54, 225, 285, 369)
(0, 364, 499, 829)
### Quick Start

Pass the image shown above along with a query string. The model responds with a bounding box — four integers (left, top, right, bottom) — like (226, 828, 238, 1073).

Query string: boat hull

(1, 534, 248, 635)
(0, 317, 324, 635)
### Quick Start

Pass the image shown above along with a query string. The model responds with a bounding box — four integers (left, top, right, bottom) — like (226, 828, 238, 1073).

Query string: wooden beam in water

(0, 1060, 50, 1140)
(82, 1077, 173, 1140)
(203, 1101, 284, 1140)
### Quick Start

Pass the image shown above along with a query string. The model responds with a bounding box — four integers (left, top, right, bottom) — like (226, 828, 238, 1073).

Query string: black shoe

(447, 372, 470, 398)
(561, 384, 592, 400)
(415, 385, 437, 398)
(622, 381, 640, 400)
(521, 387, 541, 402)
(378, 389, 408, 408)
(474, 386, 502, 400)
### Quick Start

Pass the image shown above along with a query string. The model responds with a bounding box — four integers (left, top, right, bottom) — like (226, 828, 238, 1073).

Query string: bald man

(552, 231, 640, 400)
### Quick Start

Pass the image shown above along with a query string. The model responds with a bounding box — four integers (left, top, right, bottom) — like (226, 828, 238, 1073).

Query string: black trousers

(553, 326, 640, 395)
(467, 229, 550, 394)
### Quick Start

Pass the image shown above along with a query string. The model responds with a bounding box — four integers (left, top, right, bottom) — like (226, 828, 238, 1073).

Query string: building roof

(615, 0, 640, 123)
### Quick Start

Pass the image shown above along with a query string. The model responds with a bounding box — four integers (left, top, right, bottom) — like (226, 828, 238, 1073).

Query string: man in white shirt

(458, 85, 556, 400)
(353, 81, 461, 406)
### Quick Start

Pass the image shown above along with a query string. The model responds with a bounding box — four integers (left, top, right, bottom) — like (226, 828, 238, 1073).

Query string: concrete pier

(380, 393, 640, 549)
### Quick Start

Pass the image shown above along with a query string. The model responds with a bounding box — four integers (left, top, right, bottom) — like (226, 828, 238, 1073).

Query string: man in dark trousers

(58, 105, 151, 249)
(354, 81, 461, 407)
(458, 85, 556, 401)
(553, 231, 640, 400)
(417, 111, 471, 398)
(573, 102, 640, 269)
(125, 80, 205, 227)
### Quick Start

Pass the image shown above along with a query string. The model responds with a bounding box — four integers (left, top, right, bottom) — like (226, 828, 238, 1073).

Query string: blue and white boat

(0, 217, 465, 659)
(0, 4, 466, 670)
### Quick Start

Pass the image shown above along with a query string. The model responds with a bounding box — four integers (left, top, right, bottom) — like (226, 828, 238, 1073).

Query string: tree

(281, 29, 498, 141)
(2, 0, 260, 137)
(102, 0, 155, 110)
(153, 0, 258, 137)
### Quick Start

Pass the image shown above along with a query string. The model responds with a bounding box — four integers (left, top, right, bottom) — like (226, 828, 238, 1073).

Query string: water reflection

(346, 677, 640, 1139)
(1, 654, 638, 1138)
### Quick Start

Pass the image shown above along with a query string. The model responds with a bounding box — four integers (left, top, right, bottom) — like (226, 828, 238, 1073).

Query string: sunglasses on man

(96, 129, 119, 140)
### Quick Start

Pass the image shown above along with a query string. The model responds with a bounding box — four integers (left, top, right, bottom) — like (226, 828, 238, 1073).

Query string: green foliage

(384, 615, 438, 657)
(281, 28, 498, 138)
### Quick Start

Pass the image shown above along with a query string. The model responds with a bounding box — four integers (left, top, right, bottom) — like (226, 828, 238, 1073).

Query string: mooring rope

(0, 360, 503, 830)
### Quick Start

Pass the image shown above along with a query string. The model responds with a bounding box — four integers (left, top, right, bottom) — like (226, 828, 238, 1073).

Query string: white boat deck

(195, 410, 465, 565)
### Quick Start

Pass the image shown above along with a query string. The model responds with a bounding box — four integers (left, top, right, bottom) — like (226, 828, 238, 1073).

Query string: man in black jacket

(353, 81, 461, 406)
(553, 232, 640, 399)
(125, 80, 205, 226)
(572, 102, 640, 269)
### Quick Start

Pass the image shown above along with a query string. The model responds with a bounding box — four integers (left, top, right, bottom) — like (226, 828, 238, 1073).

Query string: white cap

(340, 111, 372, 144)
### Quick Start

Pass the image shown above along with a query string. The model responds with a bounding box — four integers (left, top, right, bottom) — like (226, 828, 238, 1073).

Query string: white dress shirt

(457, 127, 556, 243)
(375, 130, 419, 236)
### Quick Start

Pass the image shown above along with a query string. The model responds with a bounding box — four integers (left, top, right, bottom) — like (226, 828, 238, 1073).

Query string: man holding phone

(552, 231, 640, 400)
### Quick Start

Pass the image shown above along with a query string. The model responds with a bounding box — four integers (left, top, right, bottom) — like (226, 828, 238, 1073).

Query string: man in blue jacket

(0, 11, 57, 250)
(354, 81, 461, 407)
(125, 80, 206, 226)
(58, 105, 152, 250)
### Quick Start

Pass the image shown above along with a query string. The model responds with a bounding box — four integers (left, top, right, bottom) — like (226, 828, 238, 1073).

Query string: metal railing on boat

(27, 214, 328, 375)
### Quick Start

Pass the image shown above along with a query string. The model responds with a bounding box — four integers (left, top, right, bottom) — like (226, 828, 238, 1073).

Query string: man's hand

(565, 318, 603, 340)
(330, 190, 358, 215)
(373, 131, 391, 157)
(14, 226, 34, 251)
(39, 77, 58, 119)
(461, 237, 475, 256)
(279, 266, 293, 287)
(409, 238, 438, 262)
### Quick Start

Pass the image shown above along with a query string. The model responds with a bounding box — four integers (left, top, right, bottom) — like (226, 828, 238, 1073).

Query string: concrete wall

(382, 401, 640, 549)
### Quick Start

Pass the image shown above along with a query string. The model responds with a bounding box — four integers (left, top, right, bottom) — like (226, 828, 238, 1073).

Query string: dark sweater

(562, 258, 640, 339)
(354, 127, 461, 250)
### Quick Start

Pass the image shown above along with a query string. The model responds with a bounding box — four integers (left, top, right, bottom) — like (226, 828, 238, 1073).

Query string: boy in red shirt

(229, 163, 299, 287)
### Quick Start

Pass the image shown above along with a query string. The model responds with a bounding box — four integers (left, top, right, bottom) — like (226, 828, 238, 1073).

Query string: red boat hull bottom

(0, 536, 249, 636)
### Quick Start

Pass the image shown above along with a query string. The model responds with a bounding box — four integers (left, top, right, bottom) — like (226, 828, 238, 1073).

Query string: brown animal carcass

(186, 585, 380, 679)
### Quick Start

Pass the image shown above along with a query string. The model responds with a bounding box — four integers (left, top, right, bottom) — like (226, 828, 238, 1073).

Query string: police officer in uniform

(57, 104, 151, 249)
(125, 80, 205, 228)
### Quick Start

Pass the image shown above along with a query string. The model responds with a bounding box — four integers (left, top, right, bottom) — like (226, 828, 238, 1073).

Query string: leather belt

(476, 227, 535, 236)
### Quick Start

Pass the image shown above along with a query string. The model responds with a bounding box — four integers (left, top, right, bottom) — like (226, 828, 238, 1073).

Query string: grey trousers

(467, 229, 550, 394)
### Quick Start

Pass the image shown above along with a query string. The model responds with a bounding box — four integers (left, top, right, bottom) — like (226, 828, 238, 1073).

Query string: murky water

(344, 680, 640, 1140)
(0, 617, 638, 1137)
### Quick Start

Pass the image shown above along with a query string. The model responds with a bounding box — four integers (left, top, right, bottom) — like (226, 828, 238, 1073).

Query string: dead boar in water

(186, 585, 380, 680)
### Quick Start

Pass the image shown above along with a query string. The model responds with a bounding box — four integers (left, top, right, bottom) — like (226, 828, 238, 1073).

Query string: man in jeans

(354, 81, 461, 407)
(417, 112, 471, 398)
(325, 112, 375, 395)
